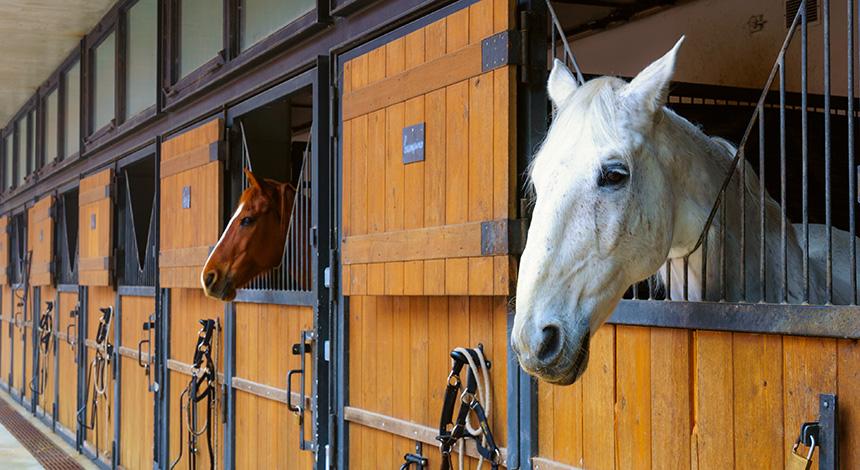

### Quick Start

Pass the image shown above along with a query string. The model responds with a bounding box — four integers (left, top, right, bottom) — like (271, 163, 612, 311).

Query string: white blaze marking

(201, 202, 244, 288)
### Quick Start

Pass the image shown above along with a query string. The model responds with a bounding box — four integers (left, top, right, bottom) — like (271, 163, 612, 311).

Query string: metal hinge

(481, 30, 522, 73)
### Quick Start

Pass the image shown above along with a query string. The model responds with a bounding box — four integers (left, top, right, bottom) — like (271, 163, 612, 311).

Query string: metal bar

(802, 0, 810, 302)
(223, 301, 236, 470)
(849, 0, 857, 304)
(506, 305, 520, 468)
(112, 290, 121, 469)
(824, 0, 833, 303)
(818, 394, 839, 469)
(610, 300, 860, 338)
(719, 189, 726, 301)
(759, 105, 767, 302)
(740, 120, 747, 301)
(780, 55, 788, 303)
(544, 0, 584, 84)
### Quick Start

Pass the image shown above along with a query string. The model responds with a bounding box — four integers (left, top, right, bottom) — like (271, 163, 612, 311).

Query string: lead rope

(78, 306, 113, 463)
(453, 347, 492, 470)
(30, 301, 53, 410)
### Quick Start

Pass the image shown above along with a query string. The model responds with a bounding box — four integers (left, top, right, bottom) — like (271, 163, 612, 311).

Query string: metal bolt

(824, 400, 830, 408)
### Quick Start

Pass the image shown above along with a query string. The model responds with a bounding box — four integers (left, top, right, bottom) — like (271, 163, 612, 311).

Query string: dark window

(56, 189, 79, 285)
(9, 213, 26, 285)
(117, 154, 156, 286)
(3, 135, 12, 191)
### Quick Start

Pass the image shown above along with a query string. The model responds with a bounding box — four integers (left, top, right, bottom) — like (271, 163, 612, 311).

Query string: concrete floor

(0, 419, 42, 469)
(0, 392, 97, 470)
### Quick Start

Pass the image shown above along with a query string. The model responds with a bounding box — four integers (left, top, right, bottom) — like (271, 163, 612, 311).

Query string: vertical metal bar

(849, 0, 857, 304)
(223, 301, 236, 470)
(824, 0, 833, 303)
(759, 104, 767, 302)
(818, 394, 839, 470)
(802, 0, 810, 302)
(506, 305, 520, 468)
(719, 189, 726, 301)
(664, 263, 672, 300)
(780, 55, 788, 303)
(683, 256, 689, 301)
(702, 223, 708, 300)
(112, 291, 121, 470)
(740, 146, 747, 301)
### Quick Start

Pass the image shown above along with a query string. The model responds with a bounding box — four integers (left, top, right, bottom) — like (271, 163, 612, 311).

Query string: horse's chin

(523, 343, 590, 386)
(204, 279, 237, 302)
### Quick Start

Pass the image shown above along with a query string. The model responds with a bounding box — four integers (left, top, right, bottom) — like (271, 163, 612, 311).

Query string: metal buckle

(447, 372, 460, 388)
(460, 391, 475, 407)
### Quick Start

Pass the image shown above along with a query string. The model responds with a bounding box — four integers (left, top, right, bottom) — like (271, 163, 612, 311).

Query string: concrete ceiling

(0, 0, 116, 128)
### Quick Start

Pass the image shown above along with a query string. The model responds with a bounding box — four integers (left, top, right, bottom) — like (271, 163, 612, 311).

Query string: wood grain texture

(651, 328, 691, 470)
(28, 196, 54, 286)
(615, 325, 652, 470)
(118, 295, 156, 470)
(159, 118, 223, 288)
(79, 169, 113, 286)
(694, 331, 734, 469)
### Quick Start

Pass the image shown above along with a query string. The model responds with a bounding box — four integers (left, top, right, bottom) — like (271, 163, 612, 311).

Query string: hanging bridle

(29, 301, 54, 403)
(436, 346, 500, 470)
(78, 306, 113, 459)
(170, 319, 219, 470)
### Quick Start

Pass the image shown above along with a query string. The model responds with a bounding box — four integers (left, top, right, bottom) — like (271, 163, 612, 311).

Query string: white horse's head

(512, 38, 685, 384)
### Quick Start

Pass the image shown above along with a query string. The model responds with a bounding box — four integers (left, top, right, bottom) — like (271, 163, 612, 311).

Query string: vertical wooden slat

(582, 325, 616, 470)
(469, 0, 493, 45)
(403, 28, 425, 294)
(615, 325, 651, 470)
(554, 382, 583, 466)
(366, 107, 386, 236)
(410, 297, 429, 424)
(837, 339, 860, 468)
(376, 297, 395, 469)
(360, 296, 378, 462)
(650, 328, 691, 470)
(348, 297, 363, 468)
(695, 331, 734, 469)
(783, 336, 837, 469)
(732, 333, 783, 469)
(445, 77, 469, 295)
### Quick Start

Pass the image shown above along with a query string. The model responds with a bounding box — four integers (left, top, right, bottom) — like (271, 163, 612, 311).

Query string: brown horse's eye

(240, 216, 254, 227)
(598, 163, 629, 188)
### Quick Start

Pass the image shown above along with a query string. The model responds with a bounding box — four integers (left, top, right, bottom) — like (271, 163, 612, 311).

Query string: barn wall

(1, 285, 10, 388)
(569, 0, 858, 96)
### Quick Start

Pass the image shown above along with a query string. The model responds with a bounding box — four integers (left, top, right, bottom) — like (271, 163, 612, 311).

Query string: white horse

(511, 38, 859, 385)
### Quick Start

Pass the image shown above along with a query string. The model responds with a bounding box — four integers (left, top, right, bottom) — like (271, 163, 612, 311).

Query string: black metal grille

(240, 133, 313, 295)
(117, 157, 157, 287)
(787, 0, 818, 28)
(55, 189, 78, 285)
(549, 0, 860, 306)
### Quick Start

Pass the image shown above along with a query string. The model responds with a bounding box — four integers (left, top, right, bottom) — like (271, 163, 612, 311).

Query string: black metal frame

(55, 186, 80, 286)
(225, 69, 317, 305)
(115, 144, 158, 287)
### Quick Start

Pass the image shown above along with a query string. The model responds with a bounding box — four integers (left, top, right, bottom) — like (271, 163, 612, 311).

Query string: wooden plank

(166, 359, 225, 383)
(342, 118, 352, 237)
(650, 328, 691, 470)
(161, 118, 222, 161)
(493, 66, 516, 220)
(342, 221, 484, 264)
(695, 331, 734, 469)
(445, 258, 469, 295)
(366, 110, 386, 234)
(838, 339, 860, 468)
(78, 184, 110, 207)
(79, 256, 110, 271)
(532, 458, 580, 470)
(344, 406, 508, 465)
(615, 325, 651, 469)
(342, 42, 483, 120)
(350, 115, 368, 236)
(783, 336, 837, 469)
(376, 297, 395, 468)
(116, 346, 152, 364)
(359, 296, 378, 461)
(581, 325, 615, 470)
(731, 333, 783, 469)
(160, 143, 218, 178)
(469, 0, 494, 45)
(158, 246, 212, 268)
(424, 88, 446, 228)
(409, 297, 429, 425)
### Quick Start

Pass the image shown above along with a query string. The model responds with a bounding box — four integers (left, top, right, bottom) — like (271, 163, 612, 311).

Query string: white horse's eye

(598, 164, 629, 188)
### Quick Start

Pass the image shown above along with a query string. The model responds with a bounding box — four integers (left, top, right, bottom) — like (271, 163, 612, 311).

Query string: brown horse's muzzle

(202, 267, 237, 301)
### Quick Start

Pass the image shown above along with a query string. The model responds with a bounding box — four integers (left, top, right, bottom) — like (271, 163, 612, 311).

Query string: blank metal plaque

(182, 186, 191, 209)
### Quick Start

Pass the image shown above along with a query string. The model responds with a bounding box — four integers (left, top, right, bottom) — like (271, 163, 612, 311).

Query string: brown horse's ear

(244, 168, 265, 190)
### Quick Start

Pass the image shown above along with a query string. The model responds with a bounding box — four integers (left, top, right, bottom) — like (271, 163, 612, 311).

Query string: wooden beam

(159, 246, 212, 269)
(344, 406, 508, 466)
(532, 457, 581, 470)
(342, 41, 483, 120)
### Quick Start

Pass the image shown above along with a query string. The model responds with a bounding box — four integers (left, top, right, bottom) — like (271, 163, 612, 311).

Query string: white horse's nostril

(536, 325, 563, 363)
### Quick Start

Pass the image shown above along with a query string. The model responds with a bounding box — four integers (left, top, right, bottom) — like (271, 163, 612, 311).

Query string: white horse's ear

(623, 36, 684, 114)
(548, 59, 578, 107)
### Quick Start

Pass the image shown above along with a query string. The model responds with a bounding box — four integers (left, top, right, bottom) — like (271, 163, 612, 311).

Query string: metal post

(157, 288, 171, 469)
(53, 289, 60, 430)
(818, 394, 839, 469)
(223, 300, 236, 470)
(113, 291, 121, 470)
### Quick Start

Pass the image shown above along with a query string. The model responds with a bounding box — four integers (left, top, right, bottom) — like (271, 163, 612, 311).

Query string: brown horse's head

(201, 169, 297, 301)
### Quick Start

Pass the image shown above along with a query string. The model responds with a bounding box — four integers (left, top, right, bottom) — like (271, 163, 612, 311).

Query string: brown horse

(201, 169, 299, 301)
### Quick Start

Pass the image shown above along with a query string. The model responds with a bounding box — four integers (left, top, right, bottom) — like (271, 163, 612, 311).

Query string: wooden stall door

(167, 288, 225, 470)
(79, 169, 114, 287)
(159, 118, 224, 289)
(233, 303, 315, 469)
(0, 286, 9, 388)
(533, 326, 860, 470)
(341, 0, 518, 467)
(83, 286, 115, 463)
(118, 295, 156, 470)
(56, 291, 79, 437)
(32, 286, 57, 419)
